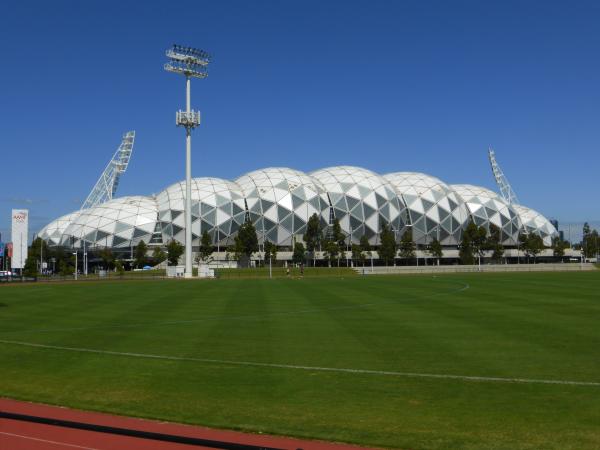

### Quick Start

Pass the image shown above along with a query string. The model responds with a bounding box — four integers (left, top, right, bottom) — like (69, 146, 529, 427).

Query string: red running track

(0, 398, 374, 450)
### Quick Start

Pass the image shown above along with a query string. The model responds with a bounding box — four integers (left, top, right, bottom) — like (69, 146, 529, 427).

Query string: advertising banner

(7, 243, 13, 258)
(0, 242, 4, 257)
(11, 209, 28, 269)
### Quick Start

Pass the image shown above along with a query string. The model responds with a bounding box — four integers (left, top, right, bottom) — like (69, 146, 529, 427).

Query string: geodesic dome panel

(235, 168, 330, 246)
(156, 178, 246, 247)
(513, 204, 558, 247)
(384, 172, 469, 246)
(37, 212, 78, 246)
(310, 166, 407, 245)
(450, 184, 521, 245)
(61, 196, 158, 249)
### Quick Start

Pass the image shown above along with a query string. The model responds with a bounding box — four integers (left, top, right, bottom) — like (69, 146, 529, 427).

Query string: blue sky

(1, 0, 599, 241)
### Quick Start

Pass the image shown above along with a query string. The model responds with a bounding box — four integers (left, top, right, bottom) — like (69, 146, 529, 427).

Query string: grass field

(1, 271, 599, 449)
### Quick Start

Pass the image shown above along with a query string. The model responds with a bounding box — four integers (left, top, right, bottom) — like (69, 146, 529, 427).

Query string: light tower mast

(81, 131, 135, 210)
(164, 44, 210, 278)
(488, 148, 519, 205)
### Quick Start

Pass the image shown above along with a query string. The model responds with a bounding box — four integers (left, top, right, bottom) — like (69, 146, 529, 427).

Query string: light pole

(83, 240, 88, 276)
(73, 252, 78, 281)
(165, 44, 210, 278)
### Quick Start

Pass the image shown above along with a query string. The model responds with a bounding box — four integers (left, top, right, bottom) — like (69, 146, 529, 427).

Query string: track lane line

(0, 431, 102, 449)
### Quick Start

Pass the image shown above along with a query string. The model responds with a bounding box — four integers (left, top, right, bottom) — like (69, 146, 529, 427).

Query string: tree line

(19, 218, 596, 278)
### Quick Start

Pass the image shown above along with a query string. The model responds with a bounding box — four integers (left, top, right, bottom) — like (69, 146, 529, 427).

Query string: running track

(0, 398, 373, 450)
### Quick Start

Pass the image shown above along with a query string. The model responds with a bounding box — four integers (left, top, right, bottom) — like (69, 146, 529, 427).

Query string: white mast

(81, 131, 135, 210)
(164, 44, 210, 278)
(488, 147, 519, 205)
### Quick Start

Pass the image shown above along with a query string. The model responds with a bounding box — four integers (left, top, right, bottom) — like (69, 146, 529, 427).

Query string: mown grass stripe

(2, 339, 599, 387)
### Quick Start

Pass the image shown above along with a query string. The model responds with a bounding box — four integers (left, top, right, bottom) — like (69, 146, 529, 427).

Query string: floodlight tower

(488, 147, 520, 205)
(164, 44, 210, 278)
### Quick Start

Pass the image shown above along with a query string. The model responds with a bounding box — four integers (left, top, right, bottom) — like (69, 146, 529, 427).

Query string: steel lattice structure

(488, 148, 519, 205)
(39, 165, 558, 252)
(81, 131, 135, 210)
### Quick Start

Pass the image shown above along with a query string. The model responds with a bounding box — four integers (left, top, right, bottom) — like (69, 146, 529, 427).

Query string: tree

(152, 246, 167, 264)
(51, 247, 71, 274)
(134, 241, 148, 268)
(292, 241, 306, 265)
(114, 259, 125, 277)
(331, 217, 347, 267)
(379, 223, 397, 265)
(591, 230, 600, 260)
(331, 217, 346, 248)
(303, 213, 322, 266)
(351, 244, 362, 266)
(486, 224, 504, 262)
(263, 240, 277, 264)
(552, 236, 568, 258)
(459, 236, 474, 265)
(166, 240, 184, 265)
(22, 257, 39, 278)
(323, 240, 339, 267)
(460, 221, 486, 265)
(27, 237, 50, 272)
(98, 248, 114, 270)
(427, 238, 443, 265)
(230, 237, 244, 263)
(58, 260, 73, 277)
(359, 235, 371, 267)
(471, 224, 488, 262)
(199, 230, 213, 263)
(528, 234, 544, 262)
(520, 233, 544, 263)
(398, 228, 416, 264)
(582, 223, 599, 260)
(237, 220, 259, 259)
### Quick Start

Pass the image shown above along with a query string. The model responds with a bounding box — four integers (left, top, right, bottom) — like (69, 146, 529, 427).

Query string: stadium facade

(38, 165, 558, 253)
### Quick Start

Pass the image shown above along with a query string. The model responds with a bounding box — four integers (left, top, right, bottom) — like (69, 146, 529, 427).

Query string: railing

(356, 263, 597, 275)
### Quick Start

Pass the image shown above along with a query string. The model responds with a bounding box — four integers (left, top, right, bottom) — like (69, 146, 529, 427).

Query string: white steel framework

(488, 148, 519, 205)
(81, 131, 135, 210)
(165, 44, 210, 278)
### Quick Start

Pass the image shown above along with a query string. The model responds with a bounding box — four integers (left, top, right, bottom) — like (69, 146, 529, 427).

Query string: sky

(0, 0, 599, 241)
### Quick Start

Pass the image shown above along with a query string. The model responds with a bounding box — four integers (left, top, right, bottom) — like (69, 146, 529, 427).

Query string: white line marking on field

(0, 282, 470, 336)
(1, 338, 598, 387)
(0, 431, 102, 449)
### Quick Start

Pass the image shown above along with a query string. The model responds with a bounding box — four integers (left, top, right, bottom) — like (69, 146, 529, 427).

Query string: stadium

(38, 164, 558, 257)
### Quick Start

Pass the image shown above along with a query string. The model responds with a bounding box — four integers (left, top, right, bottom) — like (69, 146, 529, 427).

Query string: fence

(356, 263, 597, 275)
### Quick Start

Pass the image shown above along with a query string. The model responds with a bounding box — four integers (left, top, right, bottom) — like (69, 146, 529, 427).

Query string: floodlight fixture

(164, 44, 210, 78)
(164, 44, 210, 278)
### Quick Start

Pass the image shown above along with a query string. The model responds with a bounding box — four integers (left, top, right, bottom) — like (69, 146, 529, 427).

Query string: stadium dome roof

(384, 172, 469, 245)
(156, 177, 246, 247)
(39, 165, 557, 251)
(38, 212, 79, 246)
(235, 168, 330, 245)
(513, 204, 558, 246)
(450, 184, 521, 245)
(60, 196, 158, 249)
(310, 166, 407, 244)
